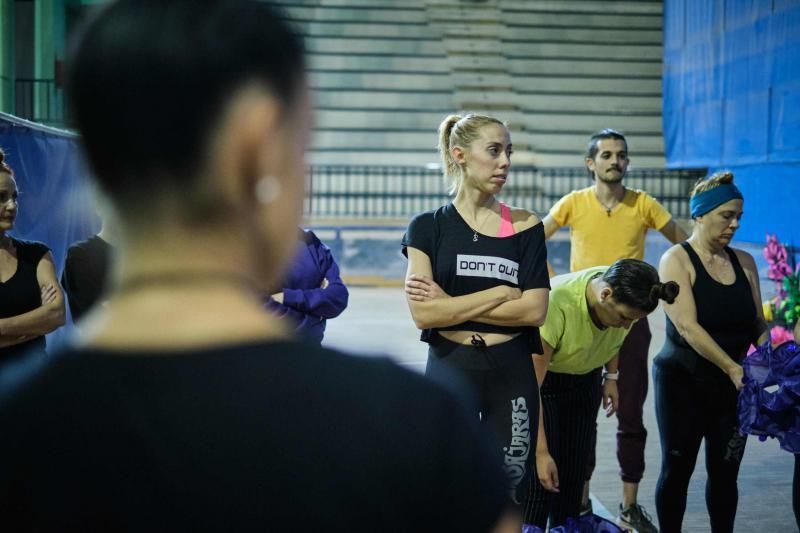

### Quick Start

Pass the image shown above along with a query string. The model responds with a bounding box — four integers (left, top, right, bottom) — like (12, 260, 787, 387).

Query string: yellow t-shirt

(541, 267, 631, 375)
(549, 187, 672, 272)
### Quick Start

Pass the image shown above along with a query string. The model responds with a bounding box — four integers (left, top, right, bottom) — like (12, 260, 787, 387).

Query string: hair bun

(649, 281, 680, 305)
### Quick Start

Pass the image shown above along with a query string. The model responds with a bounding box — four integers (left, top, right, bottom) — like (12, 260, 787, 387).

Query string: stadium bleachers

(276, 0, 665, 167)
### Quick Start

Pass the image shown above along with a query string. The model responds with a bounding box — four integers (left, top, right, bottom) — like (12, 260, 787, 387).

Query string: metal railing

(0, 76, 11, 108)
(305, 166, 707, 219)
(13, 78, 64, 127)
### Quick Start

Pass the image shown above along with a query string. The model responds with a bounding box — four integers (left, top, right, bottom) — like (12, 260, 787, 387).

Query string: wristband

(602, 371, 619, 381)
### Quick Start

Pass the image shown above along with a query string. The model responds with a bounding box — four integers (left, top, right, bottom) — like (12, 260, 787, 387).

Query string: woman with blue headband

(653, 171, 769, 532)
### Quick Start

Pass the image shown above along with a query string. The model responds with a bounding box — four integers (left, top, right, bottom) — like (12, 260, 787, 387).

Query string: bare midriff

(439, 330, 520, 346)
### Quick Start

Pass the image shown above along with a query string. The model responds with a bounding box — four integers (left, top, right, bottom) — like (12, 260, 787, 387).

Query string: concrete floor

(324, 287, 797, 532)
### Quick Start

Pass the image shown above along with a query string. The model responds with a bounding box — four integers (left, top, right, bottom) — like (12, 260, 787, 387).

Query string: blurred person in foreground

(0, 2, 518, 532)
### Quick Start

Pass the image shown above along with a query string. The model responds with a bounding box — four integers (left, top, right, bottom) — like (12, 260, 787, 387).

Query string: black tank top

(0, 238, 49, 361)
(658, 242, 756, 380)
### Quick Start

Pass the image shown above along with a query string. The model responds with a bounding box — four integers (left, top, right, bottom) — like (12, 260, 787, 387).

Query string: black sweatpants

(524, 370, 601, 528)
(794, 454, 800, 531)
(653, 359, 747, 533)
(426, 334, 538, 508)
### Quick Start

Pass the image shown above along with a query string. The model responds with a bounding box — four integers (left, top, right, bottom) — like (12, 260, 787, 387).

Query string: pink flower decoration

(765, 234, 793, 282)
(769, 264, 793, 281)
(770, 325, 795, 346)
(765, 235, 785, 260)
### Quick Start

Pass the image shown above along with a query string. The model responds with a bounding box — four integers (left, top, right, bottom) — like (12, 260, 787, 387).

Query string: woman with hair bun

(526, 258, 678, 529)
(654, 171, 769, 533)
(0, 148, 65, 362)
(403, 113, 551, 509)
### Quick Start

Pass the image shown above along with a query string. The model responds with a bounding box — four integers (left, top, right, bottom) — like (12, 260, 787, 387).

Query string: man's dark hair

(67, 0, 305, 207)
(602, 259, 679, 314)
(585, 128, 627, 160)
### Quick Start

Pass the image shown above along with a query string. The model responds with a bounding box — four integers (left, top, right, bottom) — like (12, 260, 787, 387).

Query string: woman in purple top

(267, 228, 348, 343)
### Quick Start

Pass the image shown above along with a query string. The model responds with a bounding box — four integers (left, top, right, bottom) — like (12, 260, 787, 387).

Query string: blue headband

(690, 183, 743, 218)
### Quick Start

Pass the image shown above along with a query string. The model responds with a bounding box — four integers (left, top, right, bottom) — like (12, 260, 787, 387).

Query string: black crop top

(0, 238, 50, 361)
(402, 203, 550, 353)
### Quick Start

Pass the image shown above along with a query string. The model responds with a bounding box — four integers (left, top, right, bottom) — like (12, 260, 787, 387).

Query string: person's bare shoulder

(731, 248, 759, 283)
(731, 247, 757, 269)
(660, 242, 691, 268)
(508, 206, 542, 232)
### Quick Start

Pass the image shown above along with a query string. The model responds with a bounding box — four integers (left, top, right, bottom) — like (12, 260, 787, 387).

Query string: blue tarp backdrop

(0, 112, 100, 342)
(663, 0, 800, 244)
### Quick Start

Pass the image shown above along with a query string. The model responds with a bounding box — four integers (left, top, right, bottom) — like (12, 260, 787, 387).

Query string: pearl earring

(255, 176, 281, 204)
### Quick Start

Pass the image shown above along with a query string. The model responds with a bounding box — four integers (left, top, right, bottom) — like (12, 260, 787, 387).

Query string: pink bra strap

(497, 202, 516, 237)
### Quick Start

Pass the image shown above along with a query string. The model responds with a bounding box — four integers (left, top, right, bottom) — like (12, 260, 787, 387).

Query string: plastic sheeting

(664, 0, 800, 167)
(0, 112, 100, 341)
(663, 1, 800, 243)
(726, 162, 800, 243)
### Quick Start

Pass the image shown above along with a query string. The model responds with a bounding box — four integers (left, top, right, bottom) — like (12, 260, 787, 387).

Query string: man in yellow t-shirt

(541, 129, 687, 532)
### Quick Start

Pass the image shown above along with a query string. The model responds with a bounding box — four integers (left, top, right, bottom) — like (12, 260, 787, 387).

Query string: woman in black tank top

(653, 172, 769, 533)
(0, 148, 65, 362)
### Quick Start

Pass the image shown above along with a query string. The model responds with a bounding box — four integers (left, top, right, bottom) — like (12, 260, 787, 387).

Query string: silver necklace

(471, 206, 495, 242)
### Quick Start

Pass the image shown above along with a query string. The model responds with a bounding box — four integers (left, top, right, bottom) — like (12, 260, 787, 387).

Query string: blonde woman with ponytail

(402, 114, 551, 510)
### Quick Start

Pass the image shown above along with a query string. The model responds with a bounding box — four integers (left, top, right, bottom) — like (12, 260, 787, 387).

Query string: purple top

(266, 229, 348, 343)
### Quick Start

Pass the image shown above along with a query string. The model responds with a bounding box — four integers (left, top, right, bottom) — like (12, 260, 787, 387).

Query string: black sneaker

(617, 502, 659, 533)
(579, 499, 593, 517)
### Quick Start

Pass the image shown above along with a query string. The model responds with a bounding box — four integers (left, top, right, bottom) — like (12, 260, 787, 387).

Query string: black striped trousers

(524, 369, 601, 528)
